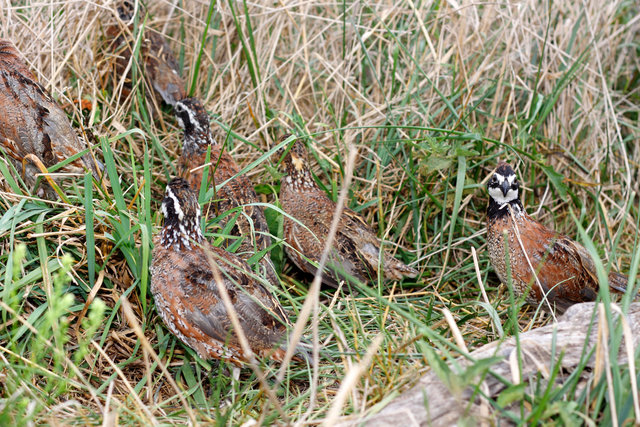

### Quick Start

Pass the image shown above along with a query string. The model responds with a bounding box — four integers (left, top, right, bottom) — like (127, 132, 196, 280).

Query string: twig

(598, 303, 618, 427)
(275, 145, 359, 420)
(324, 334, 383, 426)
(203, 251, 289, 422)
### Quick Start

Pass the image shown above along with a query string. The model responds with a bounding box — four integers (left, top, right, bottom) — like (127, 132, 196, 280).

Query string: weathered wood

(338, 302, 640, 426)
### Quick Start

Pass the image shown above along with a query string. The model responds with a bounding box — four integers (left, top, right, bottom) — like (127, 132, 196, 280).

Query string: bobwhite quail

(0, 39, 100, 199)
(150, 178, 295, 364)
(277, 136, 418, 288)
(174, 97, 277, 285)
(486, 162, 629, 313)
(107, 1, 186, 109)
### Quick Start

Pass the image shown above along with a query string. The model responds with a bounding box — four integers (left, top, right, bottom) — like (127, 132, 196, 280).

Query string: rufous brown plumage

(486, 162, 629, 313)
(106, 1, 186, 110)
(150, 178, 301, 365)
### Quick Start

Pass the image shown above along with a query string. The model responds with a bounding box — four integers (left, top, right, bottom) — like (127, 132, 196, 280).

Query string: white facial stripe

(489, 187, 518, 205)
(186, 106, 202, 133)
(495, 172, 516, 183)
(166, 186, 185, 221)
(161, 201, 168, 218)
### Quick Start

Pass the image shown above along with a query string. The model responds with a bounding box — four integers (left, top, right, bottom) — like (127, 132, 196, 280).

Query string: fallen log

(337, 302, 640, 426)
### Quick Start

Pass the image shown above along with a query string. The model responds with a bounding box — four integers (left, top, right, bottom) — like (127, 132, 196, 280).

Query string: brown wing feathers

(0, 39, 100, 198)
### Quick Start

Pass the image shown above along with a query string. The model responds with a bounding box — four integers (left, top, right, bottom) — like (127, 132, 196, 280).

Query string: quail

(277, 136, 418, 288)
(174, 97, 278, 285)
(107, 1, 186, 109)
(150, 178, 300, 364)
(0, 39, 100, 198)
(486, 162, 629, 313)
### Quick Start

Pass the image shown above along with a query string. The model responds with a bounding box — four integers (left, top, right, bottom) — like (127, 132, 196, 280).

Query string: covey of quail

(175, 97, 277, 285)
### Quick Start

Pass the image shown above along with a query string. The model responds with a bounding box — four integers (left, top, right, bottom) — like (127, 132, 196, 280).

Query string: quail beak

(501, 180, 510, 197)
